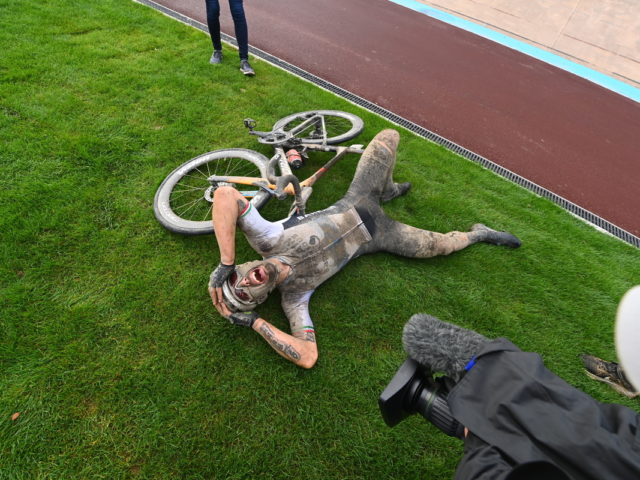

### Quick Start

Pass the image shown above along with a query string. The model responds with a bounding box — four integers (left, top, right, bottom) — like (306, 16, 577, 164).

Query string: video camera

(378, 358, 465, 439)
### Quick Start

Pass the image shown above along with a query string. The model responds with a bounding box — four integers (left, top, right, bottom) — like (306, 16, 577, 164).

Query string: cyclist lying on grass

(208, 129, 521, 368)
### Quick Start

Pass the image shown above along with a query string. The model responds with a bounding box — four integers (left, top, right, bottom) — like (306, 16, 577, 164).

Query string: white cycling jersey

(237, 202, 371, 333)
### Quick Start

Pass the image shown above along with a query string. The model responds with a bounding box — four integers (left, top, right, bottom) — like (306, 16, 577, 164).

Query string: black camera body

(379, 358, 465, 439)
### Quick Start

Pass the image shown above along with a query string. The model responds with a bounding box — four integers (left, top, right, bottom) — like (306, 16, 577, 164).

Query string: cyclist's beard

(234, 260, 280, 305)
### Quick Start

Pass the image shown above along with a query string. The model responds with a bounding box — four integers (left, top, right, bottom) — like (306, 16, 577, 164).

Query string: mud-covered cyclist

(208, 130, 522, 368)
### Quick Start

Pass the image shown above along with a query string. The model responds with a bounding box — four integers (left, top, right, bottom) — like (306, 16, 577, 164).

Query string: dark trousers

(204, 0, 249, 59)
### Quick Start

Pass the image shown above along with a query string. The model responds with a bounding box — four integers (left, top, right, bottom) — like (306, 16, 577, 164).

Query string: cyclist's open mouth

(248, 266, 267, 285)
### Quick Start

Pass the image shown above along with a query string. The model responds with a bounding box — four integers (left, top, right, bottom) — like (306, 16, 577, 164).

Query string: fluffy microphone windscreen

(402, 314, 489, 378)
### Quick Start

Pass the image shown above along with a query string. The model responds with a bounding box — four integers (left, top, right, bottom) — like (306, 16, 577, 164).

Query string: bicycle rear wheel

(154, 148, 271, 235)
(271, 110, 363, 145)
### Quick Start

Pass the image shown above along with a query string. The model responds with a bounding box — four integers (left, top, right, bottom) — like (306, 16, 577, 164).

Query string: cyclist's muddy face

(239, 265, 270, 286)
(224, 260, 279, 311)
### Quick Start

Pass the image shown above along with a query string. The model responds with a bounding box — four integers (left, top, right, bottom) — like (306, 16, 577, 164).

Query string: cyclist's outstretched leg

(370, 219, 521, 258)
(343, 129, 410, 205)
(341, 128, 520, 258)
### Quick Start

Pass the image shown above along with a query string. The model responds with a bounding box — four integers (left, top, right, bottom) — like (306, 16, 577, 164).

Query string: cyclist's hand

(208, 288, 257, 327)
(208, 262, 234, 306)
(228, 311, 259, 328)
(209, 284, 226, 308)
(209, 286, 232, 316)
(209, 262, 234, 288)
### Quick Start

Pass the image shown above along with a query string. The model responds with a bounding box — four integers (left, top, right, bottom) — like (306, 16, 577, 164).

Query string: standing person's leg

(205, 0, 223, 64)
(228, 0, 249, 59)
(228, 0, 255, 75)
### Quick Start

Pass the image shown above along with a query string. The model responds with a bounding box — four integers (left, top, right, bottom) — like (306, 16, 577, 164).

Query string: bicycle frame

(245, 113, 333, 146)
(207, 143, 364, 213)
(154, 110, 365, 235)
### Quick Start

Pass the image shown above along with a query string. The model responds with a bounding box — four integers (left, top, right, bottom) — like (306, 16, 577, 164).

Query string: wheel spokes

(169, 157, 262, 221)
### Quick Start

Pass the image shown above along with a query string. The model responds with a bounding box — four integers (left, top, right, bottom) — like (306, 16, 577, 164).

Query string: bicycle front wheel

(154, 148, 271, 235)
(271, 110, 364, 145)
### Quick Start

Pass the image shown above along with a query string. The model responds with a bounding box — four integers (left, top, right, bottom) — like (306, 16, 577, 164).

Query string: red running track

(149, 0, 640, 238)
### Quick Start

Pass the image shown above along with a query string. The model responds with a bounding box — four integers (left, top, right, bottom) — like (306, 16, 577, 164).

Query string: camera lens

(379, 358, 465, 439)
(413, 380, 465, 439)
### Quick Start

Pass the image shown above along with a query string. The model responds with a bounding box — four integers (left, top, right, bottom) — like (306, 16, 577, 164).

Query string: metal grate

(136, 0, 639, 248)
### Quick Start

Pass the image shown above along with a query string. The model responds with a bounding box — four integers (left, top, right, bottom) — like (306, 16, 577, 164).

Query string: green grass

(1, 0, 639, 478)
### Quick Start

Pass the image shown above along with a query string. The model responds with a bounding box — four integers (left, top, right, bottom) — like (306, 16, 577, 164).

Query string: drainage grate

(136, 0, 639, 248)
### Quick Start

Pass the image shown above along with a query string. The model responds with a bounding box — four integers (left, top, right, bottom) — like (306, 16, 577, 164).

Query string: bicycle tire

(271, 110, 364, 145)
(154, 148, 271, 235)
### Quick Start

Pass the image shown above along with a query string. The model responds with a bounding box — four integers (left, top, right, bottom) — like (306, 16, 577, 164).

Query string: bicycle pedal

(243, 118, 256, 131)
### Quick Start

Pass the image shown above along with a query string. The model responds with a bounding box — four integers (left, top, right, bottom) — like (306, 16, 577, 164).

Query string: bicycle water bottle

(286, 149, 303, 169)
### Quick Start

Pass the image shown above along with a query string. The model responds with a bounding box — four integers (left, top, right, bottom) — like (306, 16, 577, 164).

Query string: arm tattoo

(259, 324, 301, 360)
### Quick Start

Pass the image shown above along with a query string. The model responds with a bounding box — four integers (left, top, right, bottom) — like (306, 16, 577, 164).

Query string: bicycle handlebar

(274, 174, 306, 215)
